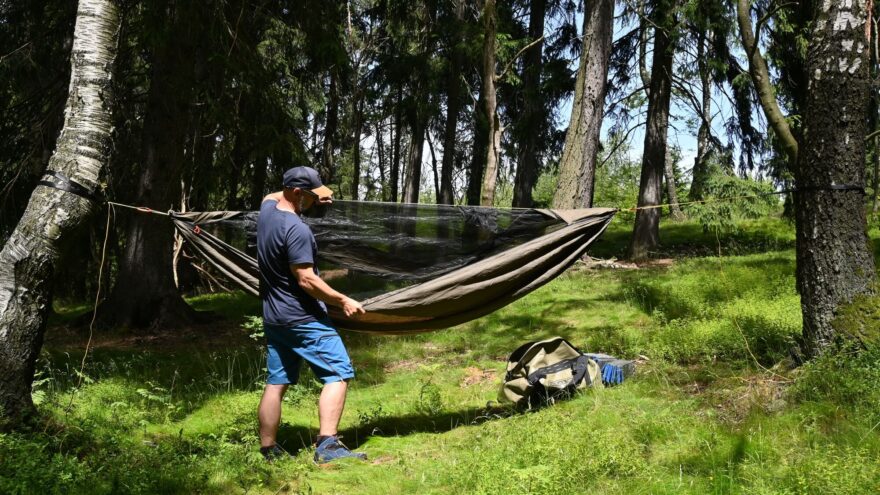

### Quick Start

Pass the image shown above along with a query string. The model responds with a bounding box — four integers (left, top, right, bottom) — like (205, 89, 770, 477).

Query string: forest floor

(3, 216, 880, 494)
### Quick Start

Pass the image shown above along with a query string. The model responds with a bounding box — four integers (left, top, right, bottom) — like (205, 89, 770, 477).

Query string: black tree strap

(788, 184, 865, 193)
(37, 170, 102, 202)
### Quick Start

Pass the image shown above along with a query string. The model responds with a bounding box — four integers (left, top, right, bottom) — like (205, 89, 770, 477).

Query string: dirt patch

(460, 367, 497, 388)
(708, 374, 790, 424)
(383, 359, 424, 373)
(578, 257, 675, 270)
(370, 455, 396, 465)
(43, 320, 255, 352)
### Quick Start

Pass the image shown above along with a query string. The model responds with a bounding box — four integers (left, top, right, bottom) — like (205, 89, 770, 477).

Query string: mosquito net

(171, 201, 616, 334)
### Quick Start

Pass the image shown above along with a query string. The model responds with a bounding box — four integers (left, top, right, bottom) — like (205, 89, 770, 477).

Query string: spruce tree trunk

(467, 91, 488, 206)
(689, 31, 712, 201)
(250, 156, 268, 210)
(402, 102, 427, 203)
(321, 71, 339, 186)
(377, 120, 387, 200)
(0, 0, 119, 426)
(391, 85, 403, 202)
(479, 0, 501, 207)
(439, 0, 466, 205)
(664, 149, 684, 220)
(796, 0, 876, 357)
(350, 97, 364, 200)
(553, 0, 614, 209)
(101, 0, 200, 329)
(629, 1, 674, 260)
(511, 0, 546, 208)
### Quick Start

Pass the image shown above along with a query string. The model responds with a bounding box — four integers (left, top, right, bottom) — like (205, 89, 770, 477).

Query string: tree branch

(496, 35, 545, 82)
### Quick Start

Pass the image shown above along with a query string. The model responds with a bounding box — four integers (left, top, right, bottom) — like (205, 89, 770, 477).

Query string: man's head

(282, 166, 333, 213)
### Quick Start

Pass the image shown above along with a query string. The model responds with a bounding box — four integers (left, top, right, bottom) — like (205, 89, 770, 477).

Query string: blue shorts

(264, 318, 355, 385)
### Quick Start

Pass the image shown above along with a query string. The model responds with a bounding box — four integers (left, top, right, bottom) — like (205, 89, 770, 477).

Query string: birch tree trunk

(553, 0, 614, 209)
(796, 0, 876, 356)
(0, 0, 119, 426)
(629, 0, 675, 260)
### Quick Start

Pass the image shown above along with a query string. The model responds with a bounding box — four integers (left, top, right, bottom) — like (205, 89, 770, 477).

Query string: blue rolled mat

(584, 353, 636, 386)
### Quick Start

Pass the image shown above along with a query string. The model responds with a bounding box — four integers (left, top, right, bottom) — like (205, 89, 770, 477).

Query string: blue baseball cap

(282, 166, 333, 198)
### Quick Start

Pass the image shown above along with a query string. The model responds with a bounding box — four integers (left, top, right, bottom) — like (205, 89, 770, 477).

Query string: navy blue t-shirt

(257, 199, 328, 326)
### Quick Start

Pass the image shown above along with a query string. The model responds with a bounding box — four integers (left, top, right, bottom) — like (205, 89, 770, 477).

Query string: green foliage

(414, 378, 444, 416)
(592, 137, 641, 217)
(687, 165, 781, 234)
(242, 315, 264, 341)
(531, 168, 558, 208)
(791, 346, 880, 426)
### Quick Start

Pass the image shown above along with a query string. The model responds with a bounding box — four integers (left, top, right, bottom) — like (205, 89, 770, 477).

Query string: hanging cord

(106, 200, 172, 216)
(624, 185, 864, 212)
(64, 203, 114, 414)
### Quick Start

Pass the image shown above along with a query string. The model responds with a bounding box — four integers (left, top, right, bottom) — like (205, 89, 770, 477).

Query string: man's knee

(263, 383, 289, 398)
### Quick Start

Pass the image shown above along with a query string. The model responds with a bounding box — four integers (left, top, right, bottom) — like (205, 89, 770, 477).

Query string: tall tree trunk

(553, 0, 614, 209)
(321, 71, 339, 185)
(664, 148, 684, 220)
(402, 103, 427, 203)
(689, 31, 712, 201)
(467, 91, 488, 206)
(101, 0, 200, 329)
(479, 0, 500, 207)
(377, 120, 387, 201)
(736, 0, 798, 164)
(227, 127, 248, 211)
(391, 85, 402, 202)
(0, 0, 119, 426)
(350, 97, 364, 200)
(796, 0, 876, 356)
(637, 0, 652, 90)
(440, 0, 467, 205)
(511, 0, 546, 207)
(428, 132, 440, 200)
(629, 2, 675, 260)
(250, 155, 268, 210)
(872, 17, 880, 215)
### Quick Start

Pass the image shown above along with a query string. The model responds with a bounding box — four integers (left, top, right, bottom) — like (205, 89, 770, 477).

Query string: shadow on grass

(276, 406, 498, 456)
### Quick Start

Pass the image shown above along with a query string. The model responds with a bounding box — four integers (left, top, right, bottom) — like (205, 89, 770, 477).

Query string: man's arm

(292, 264, 365, 317)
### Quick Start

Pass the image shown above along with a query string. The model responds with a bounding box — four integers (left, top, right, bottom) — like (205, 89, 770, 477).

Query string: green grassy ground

(3, 217, 880, 494)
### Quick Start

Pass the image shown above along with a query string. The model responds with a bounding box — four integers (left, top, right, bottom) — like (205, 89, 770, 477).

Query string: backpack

(500, 337, 602, 409)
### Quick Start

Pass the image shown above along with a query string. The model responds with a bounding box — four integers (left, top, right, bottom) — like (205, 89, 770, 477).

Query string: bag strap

(526, 355, 590, 388)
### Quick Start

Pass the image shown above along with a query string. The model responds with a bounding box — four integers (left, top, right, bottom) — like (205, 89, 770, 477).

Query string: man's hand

(342, 297, 365, 318)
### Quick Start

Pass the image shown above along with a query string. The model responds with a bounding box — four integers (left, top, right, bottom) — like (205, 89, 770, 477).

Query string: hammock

(170, 201, 616, 334)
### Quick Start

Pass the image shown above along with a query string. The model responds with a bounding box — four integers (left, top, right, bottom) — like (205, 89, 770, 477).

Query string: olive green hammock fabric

(170, 205, 616, 335)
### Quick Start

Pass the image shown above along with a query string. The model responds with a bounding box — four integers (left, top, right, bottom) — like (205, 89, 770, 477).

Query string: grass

(4, 216, 880, 494)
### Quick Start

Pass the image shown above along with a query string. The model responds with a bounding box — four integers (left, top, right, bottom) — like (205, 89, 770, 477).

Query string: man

(256, 166, 367, 464)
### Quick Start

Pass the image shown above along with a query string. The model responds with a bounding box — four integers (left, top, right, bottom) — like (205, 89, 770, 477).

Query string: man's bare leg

(258, 384, 288, 447)
(318, 380, 348, 436)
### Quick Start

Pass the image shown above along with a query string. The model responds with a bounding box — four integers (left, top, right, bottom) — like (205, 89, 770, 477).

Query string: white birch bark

(0, 0, 119, 425)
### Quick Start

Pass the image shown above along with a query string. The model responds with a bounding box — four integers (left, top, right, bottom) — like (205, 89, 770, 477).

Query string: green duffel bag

(500, 337, 602, 409)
